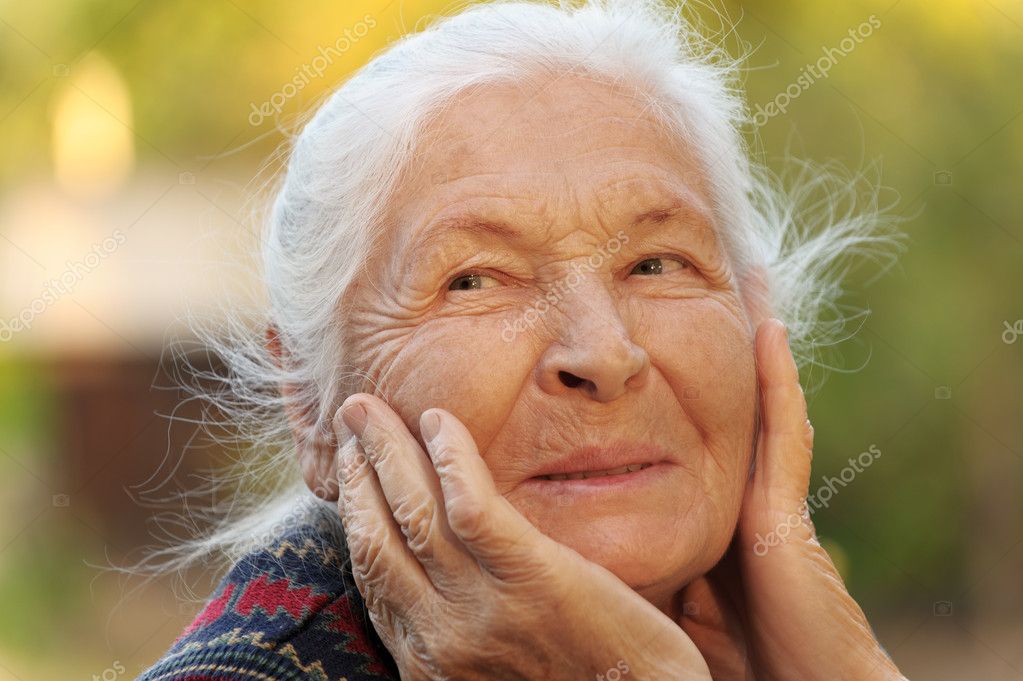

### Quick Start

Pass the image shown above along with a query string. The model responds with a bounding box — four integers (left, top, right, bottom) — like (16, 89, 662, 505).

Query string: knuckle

(446, 500, 490, 545)
(365, 602, 399, 650)
(429, 441, 461, 466)
(340, 447, 370, 483)
(349, 531, 388, 582)
(404, 630, 446, 680)
(363, 587, 387, 625)
(363, 424, 402, 467)
(409, 615, 476, 681)
(400, 500, 437, 559)
(801, 418, 815, 453)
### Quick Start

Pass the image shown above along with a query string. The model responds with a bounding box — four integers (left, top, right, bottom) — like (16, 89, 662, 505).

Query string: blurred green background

(0, 0, 1020, 678)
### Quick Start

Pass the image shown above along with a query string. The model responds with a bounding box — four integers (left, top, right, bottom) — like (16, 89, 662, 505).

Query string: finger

(677, 574, 752, 681)
(337, 394, 473, 584)
(737, 322, 903, 678)
(750, 318, 814, 516)
(419, 407, 555, 583)
(333, 413, 435, 624)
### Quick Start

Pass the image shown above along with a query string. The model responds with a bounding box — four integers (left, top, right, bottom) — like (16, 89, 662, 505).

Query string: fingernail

(340, 401, 368, 437)
(774, 318, 788, 342)
(420, 410, 441, 445)
(333, 407, 353, 443)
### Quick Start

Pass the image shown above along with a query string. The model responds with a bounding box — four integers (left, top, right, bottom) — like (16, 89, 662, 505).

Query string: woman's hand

(678, 318, 907, 681)
(333, 394, 711, 680)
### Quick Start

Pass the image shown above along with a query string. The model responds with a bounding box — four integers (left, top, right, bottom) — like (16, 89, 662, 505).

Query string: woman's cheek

(376, 314, 535, 444)
(646, 299, 757, 482)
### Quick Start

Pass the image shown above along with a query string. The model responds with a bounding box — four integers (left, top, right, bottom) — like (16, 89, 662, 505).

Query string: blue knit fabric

(135, 510, 400, 680)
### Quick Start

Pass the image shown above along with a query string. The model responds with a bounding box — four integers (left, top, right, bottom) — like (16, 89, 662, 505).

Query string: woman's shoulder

(135, 509, 400, 680)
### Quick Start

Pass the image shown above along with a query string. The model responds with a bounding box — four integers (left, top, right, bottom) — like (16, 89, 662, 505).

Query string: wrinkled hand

(333, 394, 711, 680)
(677, 319, 907, 681)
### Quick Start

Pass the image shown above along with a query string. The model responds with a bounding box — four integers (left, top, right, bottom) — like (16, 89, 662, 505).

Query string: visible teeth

(541, 463, 652, 481)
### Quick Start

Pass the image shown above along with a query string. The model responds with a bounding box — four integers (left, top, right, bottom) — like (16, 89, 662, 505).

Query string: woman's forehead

(410, 74, 690, 175)
(384, 77, 715, 240)
(406, 173, 713, 243)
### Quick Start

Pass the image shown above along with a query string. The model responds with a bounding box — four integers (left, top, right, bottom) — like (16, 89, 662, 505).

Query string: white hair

(117, 0, 903, 591)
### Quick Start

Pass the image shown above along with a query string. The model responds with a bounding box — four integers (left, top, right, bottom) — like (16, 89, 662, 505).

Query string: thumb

(742, 318, 815, 547)
(737, 320, 904, 679)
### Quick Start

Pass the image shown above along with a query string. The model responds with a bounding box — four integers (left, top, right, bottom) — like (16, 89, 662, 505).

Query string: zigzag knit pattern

(136, 511, 401, 680)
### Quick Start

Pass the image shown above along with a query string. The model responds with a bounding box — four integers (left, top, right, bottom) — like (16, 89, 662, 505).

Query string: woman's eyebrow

(626, 182, 716, 228)
(420, 213, 524, 245)
(421, 198, 708, 242)
(633, 202, 689, 228)
(401, 196, 716, 285)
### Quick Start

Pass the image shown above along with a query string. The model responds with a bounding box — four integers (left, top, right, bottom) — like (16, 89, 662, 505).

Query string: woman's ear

(266, 326, 340, 501)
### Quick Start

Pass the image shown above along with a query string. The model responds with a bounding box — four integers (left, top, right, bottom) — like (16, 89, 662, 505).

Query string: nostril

(558, 370, 585, 388)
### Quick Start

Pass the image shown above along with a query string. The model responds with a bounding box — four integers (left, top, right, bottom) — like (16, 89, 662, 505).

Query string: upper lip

(529, 441, 672, 478)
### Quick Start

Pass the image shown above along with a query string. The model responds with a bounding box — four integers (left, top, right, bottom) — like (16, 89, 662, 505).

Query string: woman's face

(344, 75, 759, 608)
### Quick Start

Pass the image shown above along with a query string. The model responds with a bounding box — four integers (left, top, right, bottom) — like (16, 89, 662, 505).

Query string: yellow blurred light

(913, 0, 986, 41)
(51, 52, 135, 200)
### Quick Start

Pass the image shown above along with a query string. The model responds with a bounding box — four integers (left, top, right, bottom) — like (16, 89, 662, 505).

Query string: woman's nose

(534, 287, 650, 402)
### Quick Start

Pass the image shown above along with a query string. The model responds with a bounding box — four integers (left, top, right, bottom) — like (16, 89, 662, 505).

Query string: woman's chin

(531, 516, 715, 596)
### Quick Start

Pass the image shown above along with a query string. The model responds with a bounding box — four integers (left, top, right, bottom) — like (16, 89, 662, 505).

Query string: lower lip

(521, 462, 669, 496)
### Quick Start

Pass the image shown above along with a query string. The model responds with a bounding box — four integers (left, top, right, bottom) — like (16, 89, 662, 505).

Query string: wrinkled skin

(282, 75, 906, 678)
(333, 322, 905, 679)
(339, 75, 758, 616)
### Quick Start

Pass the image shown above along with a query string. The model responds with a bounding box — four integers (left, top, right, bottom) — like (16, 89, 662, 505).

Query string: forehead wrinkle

(407, 200, 541, 253)
(593, 175, 715, 232)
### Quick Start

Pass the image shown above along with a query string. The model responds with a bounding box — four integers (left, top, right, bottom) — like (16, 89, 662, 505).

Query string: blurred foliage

(0, 358, 52, 445)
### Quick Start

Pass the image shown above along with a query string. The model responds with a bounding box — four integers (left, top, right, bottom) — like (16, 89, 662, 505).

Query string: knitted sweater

(135, 507, 401, 680)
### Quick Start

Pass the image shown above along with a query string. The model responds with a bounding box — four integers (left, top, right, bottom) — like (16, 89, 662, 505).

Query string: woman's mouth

(537, 463, 654, 481)
(524, 462, 669, 497)
(521, 442, 673, 495)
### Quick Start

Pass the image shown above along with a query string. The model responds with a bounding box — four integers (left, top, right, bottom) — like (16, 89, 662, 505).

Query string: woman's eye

(447, 272, 502, 291)
(629, 256, 691, 276)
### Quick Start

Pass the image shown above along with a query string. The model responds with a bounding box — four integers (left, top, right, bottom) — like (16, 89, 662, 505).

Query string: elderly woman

(137, 1, 906, 679)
